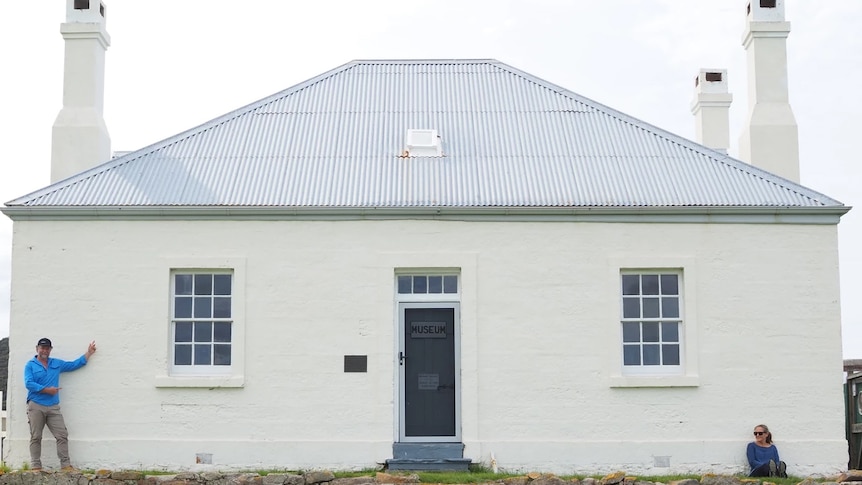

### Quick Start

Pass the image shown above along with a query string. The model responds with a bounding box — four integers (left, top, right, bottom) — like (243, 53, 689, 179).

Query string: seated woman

(747, 424, 788, 477)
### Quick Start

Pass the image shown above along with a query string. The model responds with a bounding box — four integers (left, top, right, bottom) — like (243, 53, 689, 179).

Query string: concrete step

(392, 442, 465, 459)
(385, 458, 472, 471)
(388, 442, 471, 471)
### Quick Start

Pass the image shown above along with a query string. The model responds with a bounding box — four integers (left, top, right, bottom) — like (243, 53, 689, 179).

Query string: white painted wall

(4, 218, 846, 475)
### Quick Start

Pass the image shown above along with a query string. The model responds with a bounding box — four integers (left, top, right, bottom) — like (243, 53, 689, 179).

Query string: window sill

(154, 375, 244, 388)
(609, 375, 699, 388)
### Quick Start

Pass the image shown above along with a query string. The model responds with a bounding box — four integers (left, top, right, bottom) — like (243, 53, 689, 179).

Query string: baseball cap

(37, 337, 52, 348)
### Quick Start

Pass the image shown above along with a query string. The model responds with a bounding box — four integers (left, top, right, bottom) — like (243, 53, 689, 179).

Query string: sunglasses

(753, 431, 766, 436)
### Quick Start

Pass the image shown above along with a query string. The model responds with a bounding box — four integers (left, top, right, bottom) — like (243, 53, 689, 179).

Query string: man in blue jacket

(24, 337, 97, 472)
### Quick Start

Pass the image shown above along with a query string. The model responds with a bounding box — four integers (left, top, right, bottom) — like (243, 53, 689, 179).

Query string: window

(397, 274, 458, 295)
(620, 272, 682, 375)
(171, 272, 233, 375)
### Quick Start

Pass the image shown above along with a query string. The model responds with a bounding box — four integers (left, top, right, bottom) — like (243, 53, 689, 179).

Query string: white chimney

(691, 69, 733, 154)
(738, 0, 799, 182)
(51, 0, 111, 183)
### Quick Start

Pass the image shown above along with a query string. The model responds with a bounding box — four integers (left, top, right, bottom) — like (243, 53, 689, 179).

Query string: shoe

(61, 466, 79, 473)
(777, 461, 787, 478)
(768, 460, 777, 477)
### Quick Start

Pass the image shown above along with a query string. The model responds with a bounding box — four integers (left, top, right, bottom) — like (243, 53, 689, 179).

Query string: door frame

(398, 301, 461, 442)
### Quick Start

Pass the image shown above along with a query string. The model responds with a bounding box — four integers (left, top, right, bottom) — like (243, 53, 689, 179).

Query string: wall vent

(405, 129, 442, 157)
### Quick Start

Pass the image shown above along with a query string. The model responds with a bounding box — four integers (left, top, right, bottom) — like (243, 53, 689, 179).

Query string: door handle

(399, 351, 407, 366)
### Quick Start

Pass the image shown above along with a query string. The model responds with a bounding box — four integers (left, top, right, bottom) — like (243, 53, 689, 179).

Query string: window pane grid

(397, 274, 459, 294)
(621, 320, 681, 366)
(620, 272, 682, 369)
(172, 272, 233, 370)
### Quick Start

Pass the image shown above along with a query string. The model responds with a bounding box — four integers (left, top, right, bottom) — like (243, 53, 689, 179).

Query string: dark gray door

(403, 307, 456, 438)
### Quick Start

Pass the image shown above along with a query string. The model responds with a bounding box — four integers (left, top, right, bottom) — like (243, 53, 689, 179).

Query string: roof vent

(405, 129, 442, 157)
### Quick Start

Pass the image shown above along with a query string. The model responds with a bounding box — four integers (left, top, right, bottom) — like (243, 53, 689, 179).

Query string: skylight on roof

(406, 129, 442, 157)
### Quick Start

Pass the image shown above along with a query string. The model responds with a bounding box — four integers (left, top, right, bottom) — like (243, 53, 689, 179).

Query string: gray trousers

(26, 401, 71, 468)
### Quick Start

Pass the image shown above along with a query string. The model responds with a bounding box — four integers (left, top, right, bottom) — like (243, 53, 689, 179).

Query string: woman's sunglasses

(753, 431, 766, 436)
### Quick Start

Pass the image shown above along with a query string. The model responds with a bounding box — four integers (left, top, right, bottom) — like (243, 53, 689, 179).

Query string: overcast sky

(0, 1, 859, 357)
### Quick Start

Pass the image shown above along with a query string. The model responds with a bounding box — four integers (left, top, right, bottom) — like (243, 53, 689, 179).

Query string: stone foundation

(0, 470, 861, 485)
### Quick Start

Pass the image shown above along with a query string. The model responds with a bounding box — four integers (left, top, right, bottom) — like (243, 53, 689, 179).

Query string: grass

(333, 469, 826, 484)
(414, 471, 512, 483)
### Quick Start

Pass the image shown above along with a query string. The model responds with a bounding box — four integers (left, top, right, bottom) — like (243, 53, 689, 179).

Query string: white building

(1, 0, 849, 475)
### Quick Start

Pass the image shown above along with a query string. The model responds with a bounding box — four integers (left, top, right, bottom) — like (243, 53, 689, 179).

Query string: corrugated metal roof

(4, 59, 845, 210)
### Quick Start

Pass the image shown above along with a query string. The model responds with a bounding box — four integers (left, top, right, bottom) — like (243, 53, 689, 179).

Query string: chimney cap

(694, 69, 729, 94)
(746, 0, 785, 22)
(66, 0, 107, 24)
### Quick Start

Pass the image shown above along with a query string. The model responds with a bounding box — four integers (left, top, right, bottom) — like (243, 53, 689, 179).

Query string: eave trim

(0, 205, 850, 224)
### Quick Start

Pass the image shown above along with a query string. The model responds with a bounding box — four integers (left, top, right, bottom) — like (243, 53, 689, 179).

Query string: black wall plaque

(344, 355, 368, 373)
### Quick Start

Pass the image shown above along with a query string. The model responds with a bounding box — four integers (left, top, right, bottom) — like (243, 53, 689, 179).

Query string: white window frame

(619, 271, 683, 376)
(155, 257, 246, 388)
(170, 271, 234, 376)
(608, 257, 699, 388)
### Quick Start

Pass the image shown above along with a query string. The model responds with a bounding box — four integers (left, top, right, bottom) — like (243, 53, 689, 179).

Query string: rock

(283, 475, 304, 485)
(374, 473, 419, 484)
(175, 473, 200, 482)
(668, 480, 698, 485)
(330, 478, 376, 485)
(94, 470, 112, 479)
(532, 476, 568, 485)
(701, 475, 743, 485)
(263, 475, 289, 485)
(601, 472, 626, 485)
(304, 472, 335, 485)
(147, 476, 179, 483)
(837, 471, 862, 482)
(502, 477, 528, 485)
(91, 479, 125, 485)
(796, 479, 818, 485)
(582, 478, 598, 485)
(234, 474, 265, 485)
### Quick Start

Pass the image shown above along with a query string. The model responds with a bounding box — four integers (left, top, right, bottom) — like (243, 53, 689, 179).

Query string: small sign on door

(418, 373, 440, 390)
(411, 322, 446, 338)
